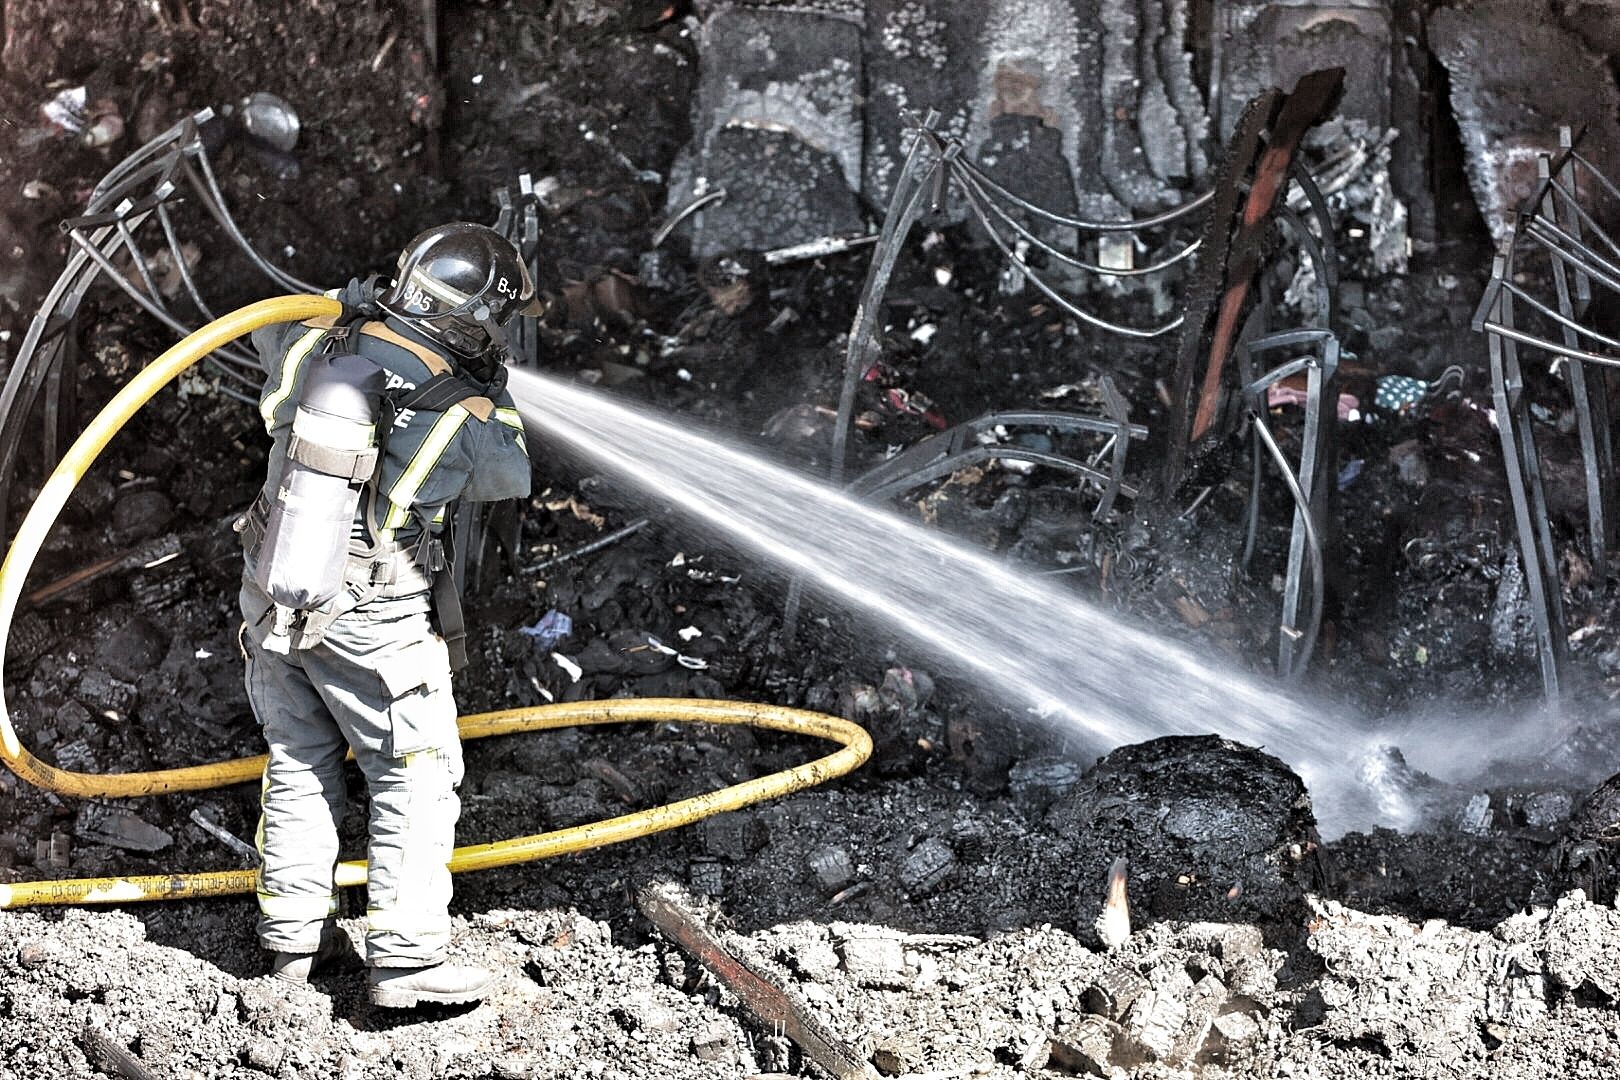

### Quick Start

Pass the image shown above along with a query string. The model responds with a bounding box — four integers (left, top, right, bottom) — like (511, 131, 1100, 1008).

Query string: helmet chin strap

(458, 305, 515, 388)
(472, 304, 513, 360)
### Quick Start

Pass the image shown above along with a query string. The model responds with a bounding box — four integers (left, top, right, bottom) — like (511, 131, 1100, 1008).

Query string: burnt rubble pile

(4, 883, 1620, 1078)
(5, 700, 1620, 1075)
(1049, 737, 1320, 935)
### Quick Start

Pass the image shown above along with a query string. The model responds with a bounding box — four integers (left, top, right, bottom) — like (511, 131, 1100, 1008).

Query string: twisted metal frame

(1224, 162, 1342, 681)
(0, 108, 318, 541)
(807, 110, 1343, 680)
(2, 115, 549, 601)
(783, 112, 1210, 636)
(1471, 125, 1620, 699)
(848, 396, 1148, 517)
(829, 111, 1210, 489)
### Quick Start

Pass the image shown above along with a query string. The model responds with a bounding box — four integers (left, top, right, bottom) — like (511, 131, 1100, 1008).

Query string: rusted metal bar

(1189, 68, 1345, 445)
(1164, 88, 1279, 492)
(637, 883, 874, 1080)
(524, 518, 649, 575)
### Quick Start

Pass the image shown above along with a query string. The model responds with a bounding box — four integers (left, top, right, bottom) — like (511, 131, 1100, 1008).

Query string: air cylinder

(253, 352, 385, 611)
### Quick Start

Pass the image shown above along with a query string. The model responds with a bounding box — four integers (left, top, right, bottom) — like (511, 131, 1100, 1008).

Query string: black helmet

(376, 222, 542, 357)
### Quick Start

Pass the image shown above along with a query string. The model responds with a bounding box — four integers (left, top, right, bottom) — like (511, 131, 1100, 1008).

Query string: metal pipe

(1500, 278, 1620, 353)
(184, 153, 318, 294)
(1250, 416, 1325, 678)
(1527, 218, 1620, 291)
(154, 201, 218, 324)
(1571, 151, 1620, 206)
(953, 153, 1213, 231)
(113, 217, 166, 307)
(957, 179, 1183, 339)
(526, 518, 650, 573)
(951, 163, 1200, 277)
(763, 232, 880, 266)
(1547, 177, 1620, 263)
(831, 122, 939, 484)
(1483, 318, 1620, 369)
(651, 188, 726, 248)
(67, 229, 263, 386)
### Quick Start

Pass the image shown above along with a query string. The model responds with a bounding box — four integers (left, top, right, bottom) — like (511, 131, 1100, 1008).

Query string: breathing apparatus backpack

(242, 310, 492, 663)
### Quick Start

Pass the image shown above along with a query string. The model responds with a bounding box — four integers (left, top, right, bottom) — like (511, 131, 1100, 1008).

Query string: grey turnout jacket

(251, 313, 531, 555)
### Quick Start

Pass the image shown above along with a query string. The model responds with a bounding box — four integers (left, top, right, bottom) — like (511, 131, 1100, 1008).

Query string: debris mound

(1048, 734, 1320, 936)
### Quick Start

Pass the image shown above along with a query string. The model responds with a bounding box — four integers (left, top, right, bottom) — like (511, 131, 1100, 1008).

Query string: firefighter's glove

(479, 360, 509, 398)
(336, 276, 382, 321)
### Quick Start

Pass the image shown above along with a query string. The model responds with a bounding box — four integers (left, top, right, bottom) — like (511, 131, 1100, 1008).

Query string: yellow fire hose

(0, 295, 871, 909)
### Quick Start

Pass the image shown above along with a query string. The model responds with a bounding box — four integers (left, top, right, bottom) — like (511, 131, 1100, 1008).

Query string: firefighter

(236, 223, 538, 1007)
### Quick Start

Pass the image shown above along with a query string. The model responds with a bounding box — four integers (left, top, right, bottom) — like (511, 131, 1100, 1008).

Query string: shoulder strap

(432, 510, 469, 671)
(358, 321, 454, 376)
(392, 372, 479, 413)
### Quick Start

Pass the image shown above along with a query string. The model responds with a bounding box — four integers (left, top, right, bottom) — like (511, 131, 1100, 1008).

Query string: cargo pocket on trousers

(375, 637, 457, 758)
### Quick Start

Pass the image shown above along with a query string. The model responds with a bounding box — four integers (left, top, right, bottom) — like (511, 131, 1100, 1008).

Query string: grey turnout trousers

(240, 578, 463, 968)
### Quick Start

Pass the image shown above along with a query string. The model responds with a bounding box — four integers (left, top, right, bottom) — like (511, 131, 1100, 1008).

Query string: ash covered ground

(3, 2, 1620, 1078)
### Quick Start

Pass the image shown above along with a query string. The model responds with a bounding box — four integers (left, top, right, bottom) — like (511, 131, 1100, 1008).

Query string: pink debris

(1267, 384, 1360, 421)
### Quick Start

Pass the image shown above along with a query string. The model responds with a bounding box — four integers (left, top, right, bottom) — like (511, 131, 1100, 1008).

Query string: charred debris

(5, 1, 1620, 1078)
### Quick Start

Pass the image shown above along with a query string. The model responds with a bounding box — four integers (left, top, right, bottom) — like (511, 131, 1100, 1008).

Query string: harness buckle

(423, 539, 448, 574)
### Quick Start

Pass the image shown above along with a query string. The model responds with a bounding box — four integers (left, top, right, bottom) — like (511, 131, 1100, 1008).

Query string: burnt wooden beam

(637, 882, 874, 1080)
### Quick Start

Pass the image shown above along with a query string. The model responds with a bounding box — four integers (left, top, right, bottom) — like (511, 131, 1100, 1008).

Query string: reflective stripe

(255, 769, 268, 858)
(254, 767, 337, 923)
(291, 406, 376, 450)
(495, 407, 527, 454)
(258, 890, 339, 920)
(381, 408, 469, 530)
(366, 907, 452, 936)
(260, 326, 329, 430)
(406, 267, 472, 307)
